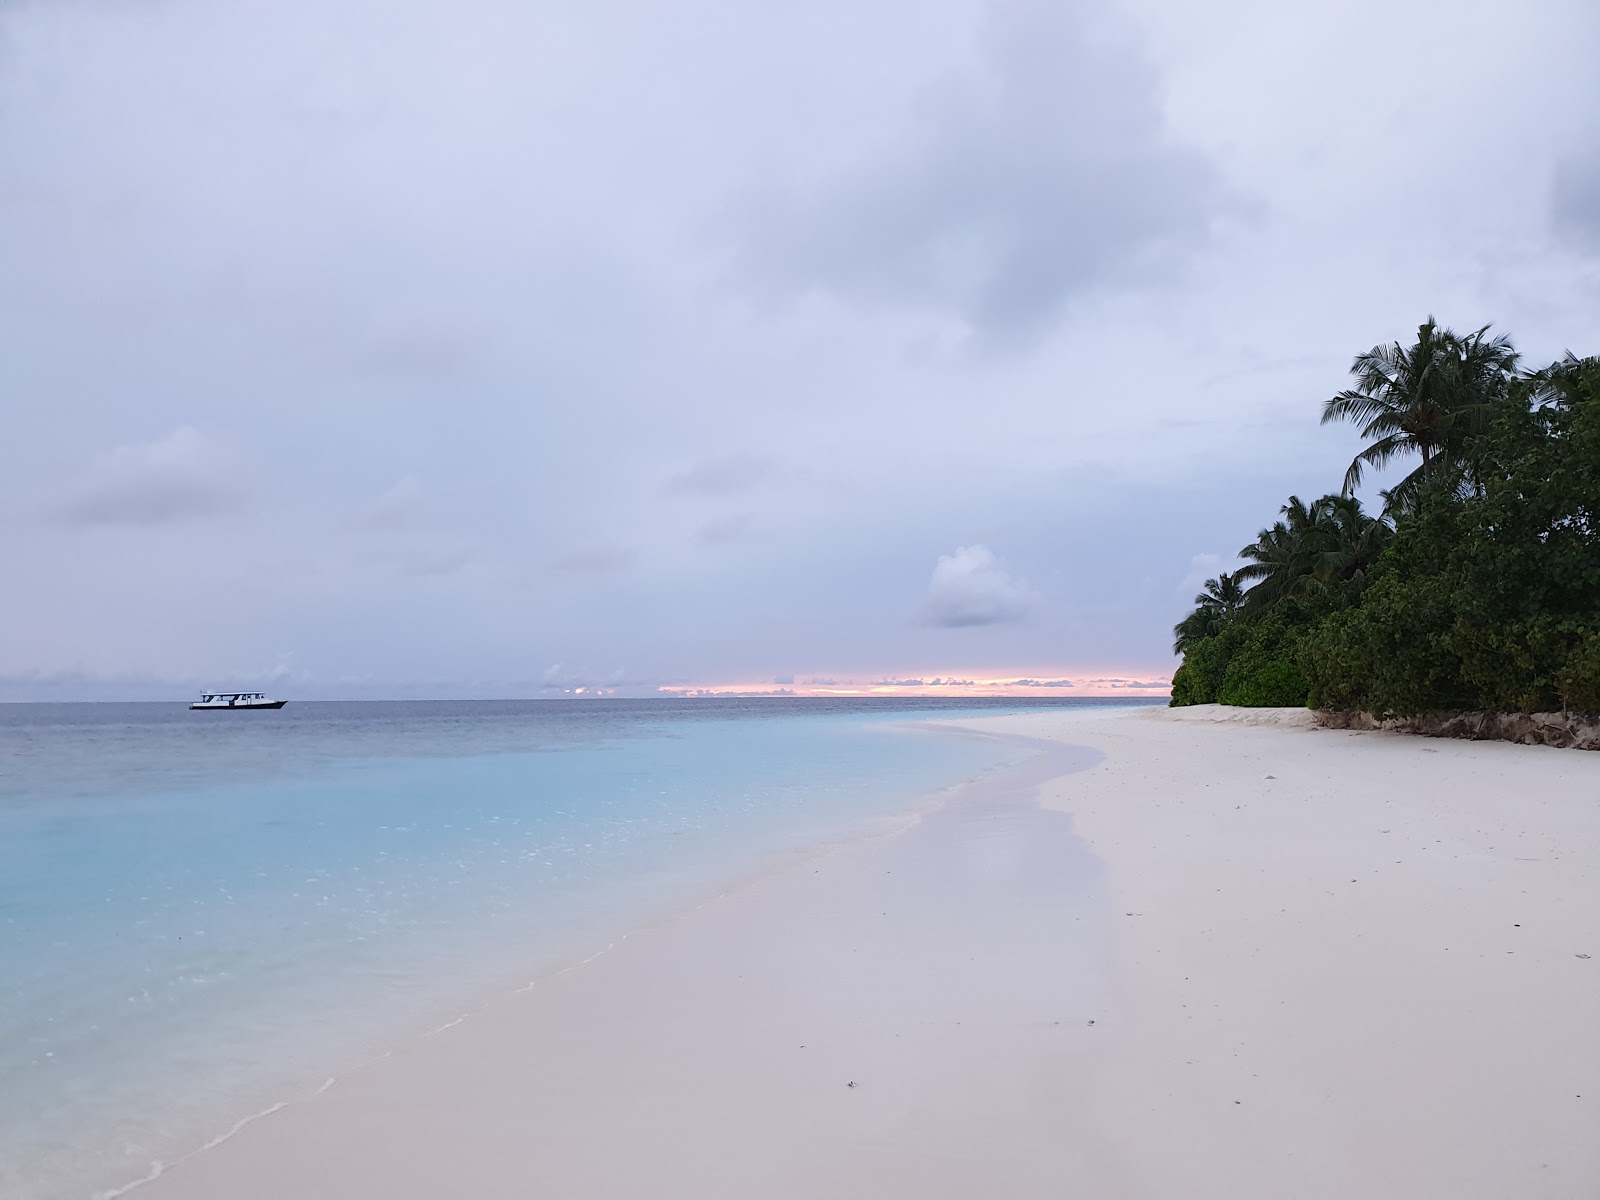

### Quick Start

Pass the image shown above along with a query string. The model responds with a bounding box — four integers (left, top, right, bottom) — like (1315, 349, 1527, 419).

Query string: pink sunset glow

(651, 670, 1173, 699)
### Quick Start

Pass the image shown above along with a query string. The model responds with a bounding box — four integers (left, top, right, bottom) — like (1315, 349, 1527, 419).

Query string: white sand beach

(132, 706, 1599, 1199)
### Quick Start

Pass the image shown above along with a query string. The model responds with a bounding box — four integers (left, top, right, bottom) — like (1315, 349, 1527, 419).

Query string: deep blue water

(0, 696, 1154, 1198)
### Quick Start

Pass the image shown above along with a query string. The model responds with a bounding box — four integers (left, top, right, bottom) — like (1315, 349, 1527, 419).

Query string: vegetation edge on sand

(1314, 708, 1600, 752)
(1169, 317, 1599, 721)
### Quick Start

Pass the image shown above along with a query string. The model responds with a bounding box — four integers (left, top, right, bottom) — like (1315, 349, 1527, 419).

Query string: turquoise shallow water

(0, 697, 1154, 1198)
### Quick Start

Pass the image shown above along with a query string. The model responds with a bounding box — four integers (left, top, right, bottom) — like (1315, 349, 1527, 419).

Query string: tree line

(1170, 319, 1600, 715)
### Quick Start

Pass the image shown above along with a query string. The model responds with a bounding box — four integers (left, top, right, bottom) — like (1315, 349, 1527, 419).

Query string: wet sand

(130, 707, 1600, 1199)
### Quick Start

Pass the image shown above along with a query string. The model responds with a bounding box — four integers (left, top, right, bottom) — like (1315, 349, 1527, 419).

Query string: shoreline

(104, 708, 1600, 1196)
(50, 721, 1064, 1200)
(121, 728, 1105, 1200)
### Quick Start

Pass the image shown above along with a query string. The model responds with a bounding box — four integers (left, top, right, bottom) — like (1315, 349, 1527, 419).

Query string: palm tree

(1172, 572, 1245, 654)
(1235, 495, 1328, 614)
(1524, 351, 1599, 412)
(1314, 493, 1393, 587)
(1235, 495, 1391, 616)
(1321, 317, 1518, 511)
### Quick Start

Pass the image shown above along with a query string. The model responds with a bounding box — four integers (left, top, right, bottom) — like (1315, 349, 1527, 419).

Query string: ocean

(0, 696, 1154, 1198)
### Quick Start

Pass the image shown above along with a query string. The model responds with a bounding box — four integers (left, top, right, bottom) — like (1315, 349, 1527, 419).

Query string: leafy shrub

(1558, 634, 1600, 714)
(1168, 662, 1203, 707)
(1174, 341, 1600, 718)
(1216, 621, 1310, 707)
(1168, 626, 1244, 706)
(1219, 652, 1308, 707)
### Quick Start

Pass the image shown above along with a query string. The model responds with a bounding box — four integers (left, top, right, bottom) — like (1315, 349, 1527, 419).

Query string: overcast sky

(2, 0, 1597, 699)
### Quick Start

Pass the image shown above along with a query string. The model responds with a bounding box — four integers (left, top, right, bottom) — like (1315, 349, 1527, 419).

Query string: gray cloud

(394, 547, 473, 577)
(661, 457, 774, 497)
(727, 0, 1225, 339)
(1176, 552, 1232, 597)
(356, 476, 427, 531)
(695, 514, 752, 545)
(554, 547, 638, 573)
(1008, 678, 1077, 687)
(1552, 150, 1600, 247)
(661, 687, 796, 697)
(51, 427, 242, 526)
(1, 0, 1594, 697)
(537, 664, 663, 692)
(926, 544, 1035, 627)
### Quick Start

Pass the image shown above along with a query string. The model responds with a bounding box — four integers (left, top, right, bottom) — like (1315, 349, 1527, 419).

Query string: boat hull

(189, 700, 288, 711)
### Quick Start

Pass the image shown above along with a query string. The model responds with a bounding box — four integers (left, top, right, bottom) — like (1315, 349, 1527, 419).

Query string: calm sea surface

(0, 696, 1154, 1198)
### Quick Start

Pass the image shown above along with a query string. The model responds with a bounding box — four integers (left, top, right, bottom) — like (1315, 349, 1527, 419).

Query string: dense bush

(1173, 326, 1599, 715)
(1171, 616, 1315, 708)
(1558, 635, 1600, 713)
(1169, 624, 1243, 705)
(1300, 356, 1599, 715)
(1219, 643, 1308, 707)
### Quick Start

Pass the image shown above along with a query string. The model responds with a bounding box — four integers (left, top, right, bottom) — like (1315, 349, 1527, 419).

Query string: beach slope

(134, 707, 1599, 1199)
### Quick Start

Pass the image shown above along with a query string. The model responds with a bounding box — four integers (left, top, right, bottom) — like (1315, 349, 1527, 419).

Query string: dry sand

(131, 706, 1599, 1199)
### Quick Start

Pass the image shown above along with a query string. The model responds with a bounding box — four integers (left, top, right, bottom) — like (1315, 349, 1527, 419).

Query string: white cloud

(926, 544, 1035, 627)
(1177, 552, 1226, 597)
(51, 426, 241, 526)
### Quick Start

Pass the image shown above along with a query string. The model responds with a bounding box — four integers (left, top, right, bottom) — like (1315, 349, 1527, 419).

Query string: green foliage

(1558, 634, 1600, 714)
(1320, 317, 1518, 511)
(1220, 654, 1307, 708)
(1168, 662, 1203, 707)
(1170, 620, 1310, 708)
(1169, 624, 1244, 706)
(1174, 326, 1599, 716)
(1300, 350, 1600, 715)
(1173, 573, 1245, 655)
(1235, 494, 1391, 616)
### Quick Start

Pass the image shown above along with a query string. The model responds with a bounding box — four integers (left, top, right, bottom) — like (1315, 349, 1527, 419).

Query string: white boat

(190, 692, 288, 711)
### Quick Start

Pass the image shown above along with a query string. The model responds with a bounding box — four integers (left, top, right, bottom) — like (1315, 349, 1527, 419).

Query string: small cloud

(661, 686, 796, 698)
(661, 456, 773, 497)
(52, 426, 241, 525)
(1009, 678, 1077, 688)
(1085, 677, 1171, 689)
(1178, 553, 1243, 599)
(1553, 147, 1600, 247)
(1177, 553, 1224, 597)
(773, 674, 794, 685)
(360, 327, 476, 380)
(537, 664, 655, 693)
(555, 546, 637, 573)
(357, 475, 427, 532)
(695, 514, 752, 545)
(395, 547, 473, 577)
(926, 544, 1035, 627)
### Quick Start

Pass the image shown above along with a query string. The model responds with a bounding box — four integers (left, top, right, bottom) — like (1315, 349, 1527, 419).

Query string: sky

(2, 0, 1597, 700)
